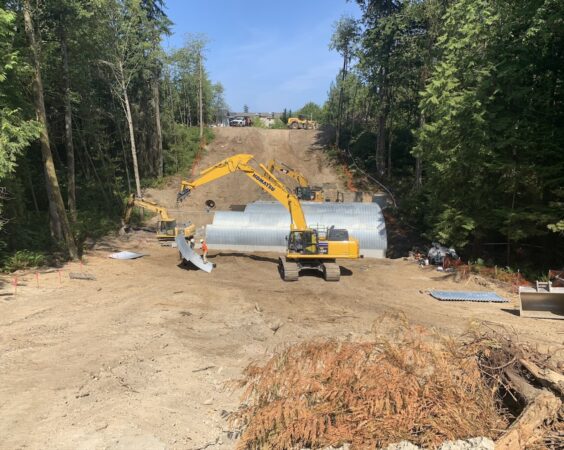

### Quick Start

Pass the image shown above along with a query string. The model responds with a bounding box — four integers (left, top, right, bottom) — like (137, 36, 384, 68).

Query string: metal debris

(108, 251, 146, 260)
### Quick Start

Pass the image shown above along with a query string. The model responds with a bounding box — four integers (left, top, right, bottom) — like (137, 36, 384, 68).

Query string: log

(519, 358, 564, 397)
(496, 369, 562, 450)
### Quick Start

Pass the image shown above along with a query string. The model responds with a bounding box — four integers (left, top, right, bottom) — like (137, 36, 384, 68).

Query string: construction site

(0, 128, 562, 450)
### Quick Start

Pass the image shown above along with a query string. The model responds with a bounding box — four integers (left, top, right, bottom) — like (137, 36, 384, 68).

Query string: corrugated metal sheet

(206, 201, 387, 258)
(430, 290, 507, 302)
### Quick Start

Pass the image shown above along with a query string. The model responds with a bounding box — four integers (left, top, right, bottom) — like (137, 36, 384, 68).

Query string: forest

(0, 0, 224, 268)
(317, 0, 564, 273)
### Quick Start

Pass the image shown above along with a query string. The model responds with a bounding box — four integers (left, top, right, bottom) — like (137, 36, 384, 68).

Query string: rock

(203, 398, 213, 405)
(268, 321, 283, 333)
(382, 438, 494, 450)
(437, 437, 494, 450)
(383, 441, 420, 450)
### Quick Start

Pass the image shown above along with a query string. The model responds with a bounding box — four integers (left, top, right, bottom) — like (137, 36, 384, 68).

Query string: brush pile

(229, 322, 562, 449)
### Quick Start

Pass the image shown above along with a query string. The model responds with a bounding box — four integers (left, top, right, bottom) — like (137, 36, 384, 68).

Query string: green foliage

(319, 0, 564, 268)
(269, 118, 287, 129)
(3, 250, 45, 272)
(0, 7, 39, 179)
(251, 117, 267, 128)
(163, 125, 213, 176)
(417, 0, 564, 260)
(295, 102, 323, 122)
(0, 1, 222, 270)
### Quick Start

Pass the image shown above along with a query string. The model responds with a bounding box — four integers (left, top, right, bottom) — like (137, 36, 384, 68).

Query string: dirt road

(1, 129, 562, 449)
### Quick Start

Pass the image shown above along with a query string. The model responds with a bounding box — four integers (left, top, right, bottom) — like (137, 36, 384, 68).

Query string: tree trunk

(376, 112, 386, 176)
(415, 111, 424, 189)
(23, 0, 78, 259)
(153, 78, 163, 178)
(198, 52, 204, 139)
(119, 62, 142, 198)
(387, 127, 393, 179)
(60, 27, 76, 221)
(335, 53, 347, 148)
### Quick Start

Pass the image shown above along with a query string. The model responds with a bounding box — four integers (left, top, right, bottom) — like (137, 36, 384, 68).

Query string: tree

(140, 0, 171, 178)
(0, 8, 39, 180)
(417, 0, 564, 262)
(281, 108, 288, 124)
(100, 0, 149, 198)
(296, 102, 323, 122)
(329, 16, 359, 148)
(243, 104, 249, 113)
(22, 0, 78, 258)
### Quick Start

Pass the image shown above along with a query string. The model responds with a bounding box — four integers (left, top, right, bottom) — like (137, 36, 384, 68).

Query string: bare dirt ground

(1, 128, 562, 450)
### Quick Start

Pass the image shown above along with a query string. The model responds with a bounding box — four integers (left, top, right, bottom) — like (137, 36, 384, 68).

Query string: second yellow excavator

(265, 159, 325, 202)
(177, 154, 360, 281)
(123, 194, 195, 241)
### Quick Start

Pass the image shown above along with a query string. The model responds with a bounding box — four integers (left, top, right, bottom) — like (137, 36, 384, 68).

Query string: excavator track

(322, 262, 341, 282)
(279, 257, 299, 281)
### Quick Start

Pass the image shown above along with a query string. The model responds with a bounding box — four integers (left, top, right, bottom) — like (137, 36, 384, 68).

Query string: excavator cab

(295, 186, 324, 202)
(157, 219, 177, 239)
(288, 230, 317, 255)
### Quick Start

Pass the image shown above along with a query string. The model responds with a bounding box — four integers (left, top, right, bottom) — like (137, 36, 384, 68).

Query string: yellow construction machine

(287, 115, 318, 130)
(265, 159, 325, 202)
(123, 194, 195, 241)
(177, 154, 360, 281)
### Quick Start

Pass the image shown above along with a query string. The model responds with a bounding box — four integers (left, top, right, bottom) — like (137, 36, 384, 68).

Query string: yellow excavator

(265, 159, 325, 202)
(287, 115, 318, 130)
(265, 159, 344, 203)
(123, 194, 195, 241)
(177, 154, 360, 281)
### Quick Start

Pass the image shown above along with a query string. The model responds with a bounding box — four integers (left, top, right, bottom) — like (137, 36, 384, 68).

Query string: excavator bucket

(175, 233, 214, 273)
(519, 281, 564, 319)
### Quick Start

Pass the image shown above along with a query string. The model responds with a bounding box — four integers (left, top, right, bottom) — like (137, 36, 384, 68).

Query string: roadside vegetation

(0, 1, 222, 271)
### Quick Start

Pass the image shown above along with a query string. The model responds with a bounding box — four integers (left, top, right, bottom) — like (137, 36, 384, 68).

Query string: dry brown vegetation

(229, 322, 511, 449)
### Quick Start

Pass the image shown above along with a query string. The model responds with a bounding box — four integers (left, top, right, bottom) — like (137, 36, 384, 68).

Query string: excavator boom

(265, 159, 309, 188)
(179, 154, 307, 230)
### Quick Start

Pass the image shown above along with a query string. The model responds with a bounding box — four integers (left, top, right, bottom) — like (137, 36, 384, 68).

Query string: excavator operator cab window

(288, 230, 319, 255)
(159, 219, 177, 236)
(295, 187, 314, 201)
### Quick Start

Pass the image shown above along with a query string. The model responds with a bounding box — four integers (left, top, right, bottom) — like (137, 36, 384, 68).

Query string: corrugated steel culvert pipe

(206, 201, 387, 258)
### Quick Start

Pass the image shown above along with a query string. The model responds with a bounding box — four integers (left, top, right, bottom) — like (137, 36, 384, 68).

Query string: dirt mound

(145, 128, 344, 229)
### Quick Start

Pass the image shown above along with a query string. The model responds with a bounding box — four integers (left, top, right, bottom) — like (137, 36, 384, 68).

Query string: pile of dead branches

(466, 326, 563, 449)
(229, 322, 563, 450)
(230, 325, 509, 449)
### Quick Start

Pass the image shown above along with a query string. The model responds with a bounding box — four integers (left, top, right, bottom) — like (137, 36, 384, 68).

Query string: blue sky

(163, 0, 361, 113)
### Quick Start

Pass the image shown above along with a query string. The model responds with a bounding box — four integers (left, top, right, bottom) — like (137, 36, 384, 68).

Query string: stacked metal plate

(206, 201, 387, 258)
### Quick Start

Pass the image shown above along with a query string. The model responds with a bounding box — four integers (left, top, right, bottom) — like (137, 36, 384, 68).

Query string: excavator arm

(122, 194, 195, 240)
(178, 154, 308, 230)
(124, 194, 172, 222)
(265, 159, 309, 187)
